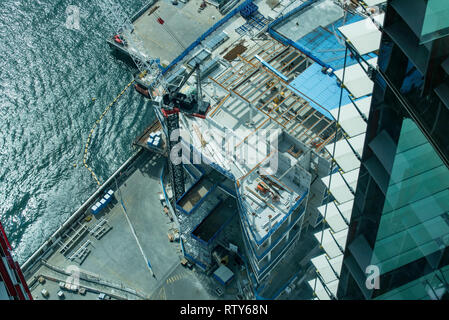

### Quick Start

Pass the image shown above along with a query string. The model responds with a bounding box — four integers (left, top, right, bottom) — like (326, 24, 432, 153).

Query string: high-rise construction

(11, 0, 447, 301)
(309, 0, 449, 300)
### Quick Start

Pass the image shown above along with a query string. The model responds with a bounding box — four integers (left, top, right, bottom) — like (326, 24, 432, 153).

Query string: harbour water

(0, 0, 155, 263)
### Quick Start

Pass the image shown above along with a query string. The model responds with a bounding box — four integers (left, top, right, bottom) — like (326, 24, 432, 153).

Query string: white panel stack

(311, 254, 338, 284)
(314, 228, 347, 259)
(308, 1, 385, 298)
(317, 200, 352, 233)
(311, 97, 368, 298)
(330, 96, 371, 137)
(325, 133, 365, 173)
(338, 14, 385, 55)
(308, 278, 332, 300)
(321, 168, 359, 204)
(334, 58, 377, 98)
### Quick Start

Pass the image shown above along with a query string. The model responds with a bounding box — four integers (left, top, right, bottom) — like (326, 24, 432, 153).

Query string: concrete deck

(26, 151, 214, 300)
(133, 0, 224, 64)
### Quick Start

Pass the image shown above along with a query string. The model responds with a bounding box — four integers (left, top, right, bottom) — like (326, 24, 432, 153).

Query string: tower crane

(160, 63, 211, 203)
(100, 1, 211, 202)
(100, 0, 166, 94)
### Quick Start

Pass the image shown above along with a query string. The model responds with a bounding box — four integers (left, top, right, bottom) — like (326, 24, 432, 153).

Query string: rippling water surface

(0, 0, 154, 263)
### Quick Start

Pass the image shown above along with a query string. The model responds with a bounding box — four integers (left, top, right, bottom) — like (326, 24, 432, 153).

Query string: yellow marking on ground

(166, 272, 186, 284)
(160, 286, 167, 300)
(83, 79, 135, 185)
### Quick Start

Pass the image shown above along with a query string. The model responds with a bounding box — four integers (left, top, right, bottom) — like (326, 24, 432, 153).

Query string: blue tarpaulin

(289, 62, 352, 119)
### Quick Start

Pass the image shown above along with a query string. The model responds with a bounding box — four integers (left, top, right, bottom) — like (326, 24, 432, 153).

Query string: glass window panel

(371, 119, 449, 276)
(421, 0, 449, 43)
(377, 191, 449, 240)
(375, 265, 449, 300)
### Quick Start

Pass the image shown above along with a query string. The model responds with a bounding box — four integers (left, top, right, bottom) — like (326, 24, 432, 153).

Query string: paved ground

(133, 0, 223, 64)
(32, 279, 100, 301)
(27, 151, 214, 300)
(150, 264, 214, 300)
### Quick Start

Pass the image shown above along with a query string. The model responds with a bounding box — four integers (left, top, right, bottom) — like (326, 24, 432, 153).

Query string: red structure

(0, 221, 32, 300)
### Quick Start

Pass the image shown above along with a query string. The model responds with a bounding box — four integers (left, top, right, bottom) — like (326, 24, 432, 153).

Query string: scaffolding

(308, 2, 386, 300)
(208, 37, 340, 153)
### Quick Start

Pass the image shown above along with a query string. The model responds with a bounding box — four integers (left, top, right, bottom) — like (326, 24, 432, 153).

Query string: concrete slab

(25, 151, 221, 300)
(133, 0, 224, 63)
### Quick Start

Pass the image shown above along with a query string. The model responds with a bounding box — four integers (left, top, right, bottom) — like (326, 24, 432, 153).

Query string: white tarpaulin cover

(338, 13, 385, 55)
(334, 58, 377, 98)
(330, 97, 371, 137)
(325, 133, 365, 173)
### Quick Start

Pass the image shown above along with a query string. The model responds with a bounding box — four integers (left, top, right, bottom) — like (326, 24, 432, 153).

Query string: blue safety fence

(176, 182, 218, 215)
(269, 27, 334, 72)
(180, 237, 208, 271)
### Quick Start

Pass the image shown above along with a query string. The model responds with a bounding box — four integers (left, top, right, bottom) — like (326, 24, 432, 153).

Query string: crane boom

(100, 0, 166, 92)
(101, 1, 210, 204)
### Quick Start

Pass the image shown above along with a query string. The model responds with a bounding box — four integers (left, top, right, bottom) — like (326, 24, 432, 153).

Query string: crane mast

(101, 2, 210, 204)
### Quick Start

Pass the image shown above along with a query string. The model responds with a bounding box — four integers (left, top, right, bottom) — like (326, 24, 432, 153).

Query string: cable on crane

(83, 79, 135, 186)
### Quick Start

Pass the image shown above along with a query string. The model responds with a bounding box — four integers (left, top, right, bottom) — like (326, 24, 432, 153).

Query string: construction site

(20, 0, 386, 300)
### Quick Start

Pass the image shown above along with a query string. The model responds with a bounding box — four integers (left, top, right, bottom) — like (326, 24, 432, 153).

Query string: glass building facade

(336, 0, 449, 299)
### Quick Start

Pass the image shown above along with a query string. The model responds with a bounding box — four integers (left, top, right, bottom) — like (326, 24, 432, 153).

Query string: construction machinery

(100, 0, 210, 203)
(160, 63, 211, 203)
(100, 0, 166, 93)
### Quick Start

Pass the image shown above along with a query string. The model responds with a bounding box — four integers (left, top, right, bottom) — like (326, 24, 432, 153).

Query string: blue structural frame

(255, 55, 289, 82)
(176, 182, 218, 215)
